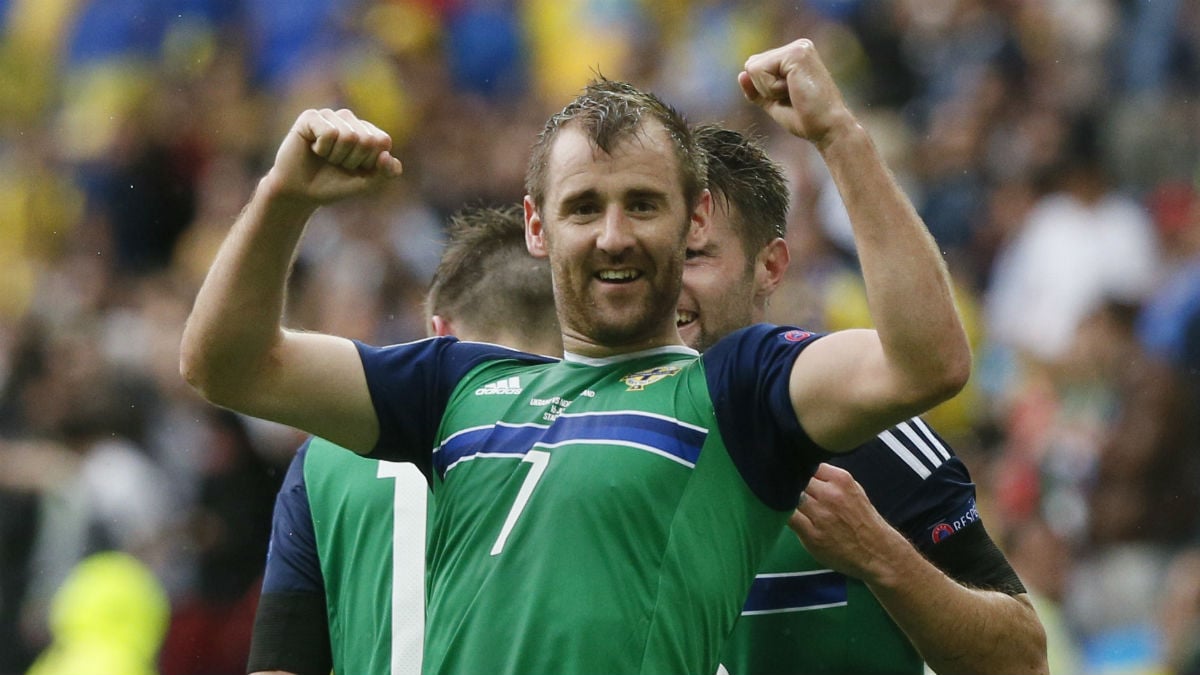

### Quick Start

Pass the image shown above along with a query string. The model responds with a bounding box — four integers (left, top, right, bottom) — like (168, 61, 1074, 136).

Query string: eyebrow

(625, 188, 669, 204)
(558, 189, 600, 216)
(557, 187, 670, 214)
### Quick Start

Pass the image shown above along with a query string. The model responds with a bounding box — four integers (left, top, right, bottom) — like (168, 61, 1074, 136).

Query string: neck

(560, 328, 686, 359)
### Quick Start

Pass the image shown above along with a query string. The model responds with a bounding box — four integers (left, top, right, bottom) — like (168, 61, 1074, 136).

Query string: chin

(590, 316, 666, 348)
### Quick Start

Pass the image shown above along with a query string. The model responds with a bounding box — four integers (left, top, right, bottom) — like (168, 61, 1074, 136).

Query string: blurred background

(0, 0, 1197, 673)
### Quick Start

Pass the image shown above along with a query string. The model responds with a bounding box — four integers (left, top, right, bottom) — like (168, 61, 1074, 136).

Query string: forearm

(180, 175, 316, 405)
(864, 535, 1048, 675)
(819, 124, 970, 400)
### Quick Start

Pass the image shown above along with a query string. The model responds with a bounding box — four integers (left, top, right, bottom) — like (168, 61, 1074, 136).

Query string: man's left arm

(790, 463, 1048, 675)
(740, 40, 971, 451)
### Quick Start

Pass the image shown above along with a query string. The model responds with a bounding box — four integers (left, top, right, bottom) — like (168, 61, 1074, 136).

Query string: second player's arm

(792, 464, 1048, 675)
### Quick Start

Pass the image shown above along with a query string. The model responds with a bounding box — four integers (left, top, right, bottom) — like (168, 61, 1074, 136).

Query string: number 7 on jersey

(490, 450, 551, 556)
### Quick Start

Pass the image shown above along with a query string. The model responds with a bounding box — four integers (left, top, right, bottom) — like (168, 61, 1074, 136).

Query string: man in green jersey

(684, 125, 1047, 674)
(181, 39, 971, 674)
(245, 205, 561, 675)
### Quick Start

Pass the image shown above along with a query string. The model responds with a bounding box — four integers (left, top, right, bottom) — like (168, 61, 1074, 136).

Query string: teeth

(598, 269, 639, 281)
(676, 311, 696, 326)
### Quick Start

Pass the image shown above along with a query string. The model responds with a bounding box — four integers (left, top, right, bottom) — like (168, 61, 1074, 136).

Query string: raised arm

(740, 40, 970, 450)
(179, 108, 403, 453)
(790, 463, 1048, 675)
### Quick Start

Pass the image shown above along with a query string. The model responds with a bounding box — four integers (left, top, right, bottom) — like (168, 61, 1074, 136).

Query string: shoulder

(700, 324, 823, 389)
(358, 335, 555, 372)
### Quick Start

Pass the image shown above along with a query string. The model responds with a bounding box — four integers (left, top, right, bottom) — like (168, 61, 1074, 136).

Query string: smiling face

(525, 121, 709, 355)
(677, 195, 791, 352)
(677, 200, 762, 352)
(677, 124, 791, 352)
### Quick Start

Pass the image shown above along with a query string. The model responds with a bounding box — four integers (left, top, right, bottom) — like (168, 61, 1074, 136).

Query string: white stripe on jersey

(895, 420, 945, 469)
(877, 429, 931, 479)
(555, 409, 710, 434)
(912, 417, 951, 460)
(877, 417, 951, 478)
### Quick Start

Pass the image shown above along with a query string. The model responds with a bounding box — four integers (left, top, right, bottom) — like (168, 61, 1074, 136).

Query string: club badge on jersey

(621, 365, 682, 391)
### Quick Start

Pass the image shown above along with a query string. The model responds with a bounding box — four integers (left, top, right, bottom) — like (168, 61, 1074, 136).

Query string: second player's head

(427, 204, 562, 357)
(677, 124, 791, 352)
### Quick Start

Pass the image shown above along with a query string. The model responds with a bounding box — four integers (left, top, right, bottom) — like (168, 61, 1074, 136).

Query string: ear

(525, 195, 548, 258)
(430, 314, 455, 338)
(685, 189, 713, 252)
(755, 237, 790, 299)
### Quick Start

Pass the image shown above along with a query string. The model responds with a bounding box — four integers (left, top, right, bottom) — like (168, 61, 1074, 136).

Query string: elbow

(905, 344, 972, 413)
(1021, 602, 1051, 675)
(931, 330, 973, 401)
(178, 327, 246, 409)
(937, 347, 972, 401)
(179, 333, 219, 403)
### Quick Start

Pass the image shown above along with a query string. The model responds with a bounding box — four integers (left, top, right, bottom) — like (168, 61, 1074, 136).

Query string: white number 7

(490, 449, 551, 556)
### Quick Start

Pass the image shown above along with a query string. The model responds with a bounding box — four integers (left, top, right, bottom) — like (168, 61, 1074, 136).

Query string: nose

(596, 206, 635, 255)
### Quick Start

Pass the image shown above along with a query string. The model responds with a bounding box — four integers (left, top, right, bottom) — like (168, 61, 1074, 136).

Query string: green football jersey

(720, 415, 988, 675)
(358, 327, 826, 675)
(304, 437, 429, 675)
(719, 530, 922, 675)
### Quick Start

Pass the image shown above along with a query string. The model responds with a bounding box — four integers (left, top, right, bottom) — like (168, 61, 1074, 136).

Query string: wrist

(814, 115, 868, 154)
(255, 173, 321, 221)
(859, 526, 925, 589)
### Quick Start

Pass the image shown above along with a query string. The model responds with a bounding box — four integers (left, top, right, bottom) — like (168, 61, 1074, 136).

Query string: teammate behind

(685, 124, 1047, 675)
(245, 205, 560, 675)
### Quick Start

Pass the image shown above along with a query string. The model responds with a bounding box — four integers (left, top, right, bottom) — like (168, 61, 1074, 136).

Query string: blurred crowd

(0, 0, 1198, 673)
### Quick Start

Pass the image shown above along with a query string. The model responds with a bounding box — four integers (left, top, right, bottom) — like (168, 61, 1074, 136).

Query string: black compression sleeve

(246, 591, 332, 675)
(924, 521, 1028, 596)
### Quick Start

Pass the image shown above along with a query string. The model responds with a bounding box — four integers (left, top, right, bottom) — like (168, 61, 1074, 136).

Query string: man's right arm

(179, 109, 402, 453)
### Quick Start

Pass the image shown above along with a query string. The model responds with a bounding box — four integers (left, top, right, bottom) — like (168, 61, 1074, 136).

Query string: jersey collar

(562, 344, 699, 367)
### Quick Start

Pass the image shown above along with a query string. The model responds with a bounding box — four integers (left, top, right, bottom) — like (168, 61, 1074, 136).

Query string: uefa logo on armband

(931, 523, 955, 544)
(781, 329, 813, 342)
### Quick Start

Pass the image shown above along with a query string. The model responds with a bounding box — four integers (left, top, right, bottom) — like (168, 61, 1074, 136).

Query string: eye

(571, 201, 600, 216)
(629, 200, 656, 213)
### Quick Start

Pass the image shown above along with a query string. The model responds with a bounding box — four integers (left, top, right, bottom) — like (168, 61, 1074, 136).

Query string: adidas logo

(475, 376, 522, 396)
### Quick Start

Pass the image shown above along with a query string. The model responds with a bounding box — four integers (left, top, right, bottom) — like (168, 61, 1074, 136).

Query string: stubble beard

(554, 255, 685, 350)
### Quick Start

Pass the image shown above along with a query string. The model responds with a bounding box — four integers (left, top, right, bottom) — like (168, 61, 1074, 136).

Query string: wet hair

(426, 204, 558, 344)
(694, 123, 790, 259)
(525, 78, 706, 212)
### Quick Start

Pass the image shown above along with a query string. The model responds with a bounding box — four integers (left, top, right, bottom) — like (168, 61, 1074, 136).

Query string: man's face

(527, 122, 702, 351)
(677, 201, 762, 352)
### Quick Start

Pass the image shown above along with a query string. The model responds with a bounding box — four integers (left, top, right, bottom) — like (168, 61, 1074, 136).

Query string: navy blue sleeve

(702, 324, 834, 511)
(355, 337, 555, 472)
(832, 417, 1026, 593)
(260, 440, 323, 595)
(249, 440, 333, 673)
(830, 416, 978, 552)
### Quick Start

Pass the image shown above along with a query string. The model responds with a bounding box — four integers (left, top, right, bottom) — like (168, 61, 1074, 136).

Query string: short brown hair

(525, 79, 706, 212)
(426, 204, 557, 343)
(694, 124, 789, 259)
